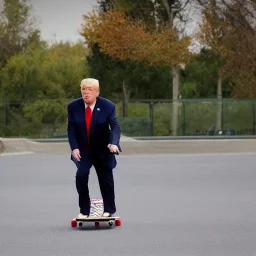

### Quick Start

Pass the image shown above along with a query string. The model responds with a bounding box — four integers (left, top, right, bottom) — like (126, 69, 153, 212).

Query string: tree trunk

(216, 72, 222, 130)
(160, 0, 180, 136)
(171, 65, 180, 136)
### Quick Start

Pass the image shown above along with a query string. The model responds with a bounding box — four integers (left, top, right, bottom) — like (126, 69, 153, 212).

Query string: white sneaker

(102, 212, 112, 217)
(77, 213, 88, 219)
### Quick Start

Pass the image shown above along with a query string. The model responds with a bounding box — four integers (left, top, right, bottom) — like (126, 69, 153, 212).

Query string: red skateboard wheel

(71, 219, 77, 228)
(115, 218, 121, 226)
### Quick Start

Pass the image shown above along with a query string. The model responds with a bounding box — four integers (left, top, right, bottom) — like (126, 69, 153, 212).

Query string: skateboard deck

(71, 198, 121, 228)
(76, 216, 120, 222)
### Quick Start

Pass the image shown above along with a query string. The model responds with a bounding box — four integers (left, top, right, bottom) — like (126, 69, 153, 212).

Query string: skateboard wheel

(95, 222, 99, 227)
(71, 219, 77, 228)
(109, 221, 113, 226)
(115, 218, 121, 226)
(79, 222, 83, 227)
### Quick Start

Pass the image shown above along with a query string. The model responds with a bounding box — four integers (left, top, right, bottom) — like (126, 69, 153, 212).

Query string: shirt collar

(84, 101, 96, 111)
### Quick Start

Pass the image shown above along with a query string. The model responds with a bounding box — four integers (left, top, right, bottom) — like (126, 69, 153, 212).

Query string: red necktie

(85, 106, 92, 138)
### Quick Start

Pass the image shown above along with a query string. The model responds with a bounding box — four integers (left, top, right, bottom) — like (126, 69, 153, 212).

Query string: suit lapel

(90, 98, 101, 138)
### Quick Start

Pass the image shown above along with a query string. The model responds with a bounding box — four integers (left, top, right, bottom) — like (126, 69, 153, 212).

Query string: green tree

(181, 48, 232, 99)
(0, 0, 40, 66)
(1, 41, 88, 100)
(0, 0, 41, 103)
(1, 41, 89, 136)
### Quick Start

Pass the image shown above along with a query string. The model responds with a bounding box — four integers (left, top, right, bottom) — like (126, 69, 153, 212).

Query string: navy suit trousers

(75, 157, 116, 215)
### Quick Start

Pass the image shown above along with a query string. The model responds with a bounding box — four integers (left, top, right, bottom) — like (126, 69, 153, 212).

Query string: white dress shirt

(84, 102, 96, 111)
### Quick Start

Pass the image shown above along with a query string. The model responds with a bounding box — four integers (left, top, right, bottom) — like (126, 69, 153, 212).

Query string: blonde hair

(80, 78, 99, 90)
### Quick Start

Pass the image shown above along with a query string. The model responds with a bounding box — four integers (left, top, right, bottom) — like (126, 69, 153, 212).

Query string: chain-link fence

(0, 98, 255, 138)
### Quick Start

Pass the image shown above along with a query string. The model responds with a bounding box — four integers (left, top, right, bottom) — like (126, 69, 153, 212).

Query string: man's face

(81, 84, 99, 105)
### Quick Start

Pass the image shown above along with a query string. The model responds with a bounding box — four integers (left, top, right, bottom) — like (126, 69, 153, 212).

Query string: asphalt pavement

(0, 152, 255, 256)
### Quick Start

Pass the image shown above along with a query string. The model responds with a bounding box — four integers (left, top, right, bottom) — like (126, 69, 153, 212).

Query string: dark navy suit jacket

(67, 96, 121, 170)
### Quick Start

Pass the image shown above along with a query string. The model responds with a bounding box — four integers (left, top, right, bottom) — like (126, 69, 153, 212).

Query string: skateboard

(70, 198, 122, 228)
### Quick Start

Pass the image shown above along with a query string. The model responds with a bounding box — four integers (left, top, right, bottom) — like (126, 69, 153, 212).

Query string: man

(67, 78, 121, 219)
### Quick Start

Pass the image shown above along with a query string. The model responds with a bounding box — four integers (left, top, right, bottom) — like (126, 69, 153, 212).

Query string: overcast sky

(29, 0, 98, 43)
(28, 0, 201, 49)
(0, 0, 201, 48)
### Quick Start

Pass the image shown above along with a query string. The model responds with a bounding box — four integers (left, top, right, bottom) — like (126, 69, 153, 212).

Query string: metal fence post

(253, 100, 255, 135)
(149, 101, 154, 136)
(5, 100, 9, 126)
(222, 98, 224, 130)
(181, 100, 186, 136)
(122, 100, 125, 117)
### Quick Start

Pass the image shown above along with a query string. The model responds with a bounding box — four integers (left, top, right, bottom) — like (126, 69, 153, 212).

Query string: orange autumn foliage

(223, 30, 256, 98)
(81, 9, 192, 66)
(197, 3, 256, 98)
(196, 11, 227, 55)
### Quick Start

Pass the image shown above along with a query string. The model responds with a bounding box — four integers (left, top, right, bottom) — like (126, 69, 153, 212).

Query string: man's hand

(107, 144, 119, 154)
(72, 149, 81, 161)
